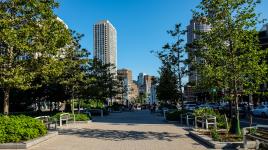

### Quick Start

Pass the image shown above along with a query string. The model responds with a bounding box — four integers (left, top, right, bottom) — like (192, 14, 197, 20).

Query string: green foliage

(193, 108, 216, 116)
(166, 110, 183, 121)
(0, 115, 47, 143)
(156, 64, 179, 104)
(88, 59, 118, 102)
(154, 24, 187, 105)
(191, 0, 267, 134)
(87, 99, 104, 109)
(74, 114, 90, 121)
(51, 112, 64, 121)
(134, 93, 147, 104)
(194, 108, 227, 129)
(211, 128, 222, 141)
(0, 0, 73, 114)
(249, 127, 257, 135)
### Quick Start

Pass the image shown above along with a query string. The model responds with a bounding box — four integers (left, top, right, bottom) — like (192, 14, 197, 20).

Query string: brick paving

(29, 110, 206, 150)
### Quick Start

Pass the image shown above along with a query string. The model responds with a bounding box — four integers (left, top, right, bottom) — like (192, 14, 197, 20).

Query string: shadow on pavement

(92, 110, 167, 125)
(59, 128, 182, 141)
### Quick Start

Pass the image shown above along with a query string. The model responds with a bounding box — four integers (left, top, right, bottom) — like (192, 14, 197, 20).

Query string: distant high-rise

(117, 68, 139, 105)
(137, 73, 146, 87)
(93, 20, 117, 72)
(187, 18, 211, 85)
(259, 23, 268, 49)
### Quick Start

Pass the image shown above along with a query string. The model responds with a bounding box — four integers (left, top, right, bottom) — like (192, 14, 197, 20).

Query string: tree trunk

(229, 98, 233, 118)
(78, 99, 81, 113)
(229, 81, 241, 135)
(71, 87, 75, 115)
(3, 88, 10, 115)
(235, 94, 241, 135)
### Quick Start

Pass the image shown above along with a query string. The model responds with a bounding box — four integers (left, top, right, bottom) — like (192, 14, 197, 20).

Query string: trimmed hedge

(0, 115, 47, 143)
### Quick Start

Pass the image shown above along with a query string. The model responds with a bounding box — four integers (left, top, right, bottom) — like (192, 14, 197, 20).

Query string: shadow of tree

(59, 128, 183, 141)
(92, 110, 167, 125)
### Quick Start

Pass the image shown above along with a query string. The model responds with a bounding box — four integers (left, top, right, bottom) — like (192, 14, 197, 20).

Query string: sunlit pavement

(29, 110, 206, 150)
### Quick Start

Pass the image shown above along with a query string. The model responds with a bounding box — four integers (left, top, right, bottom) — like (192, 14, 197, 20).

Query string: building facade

(259, 23, 268, 50)
(93, 20, 117, 72)
(117, 69, 139, 105)
(144, 75, 152, 95)
(137, 73, 146, 87)
(187, 18, 211, 85)
(130, 82, 139, 102)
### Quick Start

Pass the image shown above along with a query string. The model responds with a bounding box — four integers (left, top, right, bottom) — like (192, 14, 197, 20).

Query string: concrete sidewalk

(29, 110, 206, 150)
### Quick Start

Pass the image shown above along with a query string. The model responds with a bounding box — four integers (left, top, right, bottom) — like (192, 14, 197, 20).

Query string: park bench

(35, 116, 57, 130)
(59, 113, 75, 126)
(195, 115, 217, 130)
(243, 125, 268, 150)
(180, 113, 195, 126)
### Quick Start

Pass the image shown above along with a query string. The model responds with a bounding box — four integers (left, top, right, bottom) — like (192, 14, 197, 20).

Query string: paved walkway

(29, 110, 206, 150)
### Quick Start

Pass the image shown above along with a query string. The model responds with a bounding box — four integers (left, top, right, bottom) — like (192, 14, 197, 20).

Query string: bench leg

(243, 138, 247, 150)
(186, 116, 189, 126)
(180, 114, 182, 125)
(195, 117, 197, 128)
(256, 140, 260, 150)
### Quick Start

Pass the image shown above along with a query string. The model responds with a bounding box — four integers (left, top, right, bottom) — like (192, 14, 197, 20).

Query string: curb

(189, 131, 256, 149)
(0, 131, 58, 149)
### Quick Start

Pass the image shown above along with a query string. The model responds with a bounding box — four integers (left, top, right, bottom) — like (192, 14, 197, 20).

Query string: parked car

(198, 103, 219, 109)
(251, 105, 268, 117)
(185, 104, 197, 111)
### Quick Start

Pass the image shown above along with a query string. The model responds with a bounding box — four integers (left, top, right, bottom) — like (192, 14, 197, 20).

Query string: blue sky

(54, 0, 268, 81)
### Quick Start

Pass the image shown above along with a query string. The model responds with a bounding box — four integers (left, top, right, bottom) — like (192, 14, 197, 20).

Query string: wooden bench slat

(247, 134, 268, 142)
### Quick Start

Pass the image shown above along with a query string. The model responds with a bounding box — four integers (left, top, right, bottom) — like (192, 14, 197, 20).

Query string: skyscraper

(259, 23, 268, 49)
(187, 18, 211, 85)
(93, 20, 117, 72)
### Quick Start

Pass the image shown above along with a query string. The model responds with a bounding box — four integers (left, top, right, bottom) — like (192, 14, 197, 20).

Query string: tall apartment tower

(187, 18, 211, 85)
(259, 23, 268, 49)
(93, 20, 117, 72)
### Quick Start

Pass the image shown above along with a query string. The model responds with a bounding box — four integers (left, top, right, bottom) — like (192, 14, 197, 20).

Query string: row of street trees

(155, 0, 267, 135)
(0, 0, 121, 115)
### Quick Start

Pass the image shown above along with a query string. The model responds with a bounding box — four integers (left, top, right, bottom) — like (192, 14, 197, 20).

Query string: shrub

(51, 112, 63, 121)
(194, 108, 227, 129)
(0, 115, 47, 143)
(75, 114, 90, 121)
(166, 110, 182, 121)
(193, 108, 216, 116)
(211, 128, 222, 141)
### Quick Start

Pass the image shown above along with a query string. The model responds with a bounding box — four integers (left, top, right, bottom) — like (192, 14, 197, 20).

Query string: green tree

(135, 93, 147, 105)
(0, 0, 72, 114)
(59, 31, 91, 114)
(192, 0, 267, 135)
(154, 24, 187, 108)
(89, 59, 118, 105)
(156, 63, 179, 104)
